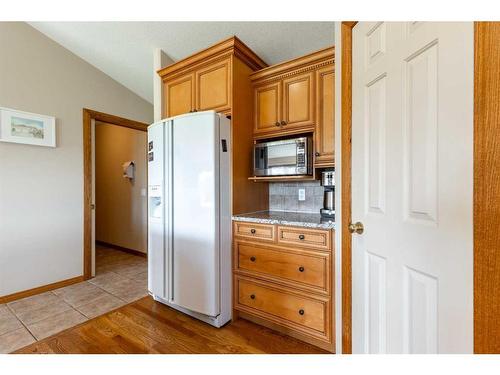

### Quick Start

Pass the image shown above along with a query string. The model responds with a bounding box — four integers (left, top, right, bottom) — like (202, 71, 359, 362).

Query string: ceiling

(29, 22, 335, 103)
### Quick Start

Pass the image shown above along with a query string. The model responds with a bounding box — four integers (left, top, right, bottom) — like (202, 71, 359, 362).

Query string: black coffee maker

(320, 170, 335, 218)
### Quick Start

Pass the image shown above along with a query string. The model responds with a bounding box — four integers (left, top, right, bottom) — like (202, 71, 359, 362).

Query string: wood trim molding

(341, 21, 357, 355)
(157, 36, 268, 78)
(83, 109, 149, 280)
(0, 276, 84, 304)
(250, 47, 334, 83)
(473, 21, 500, 354)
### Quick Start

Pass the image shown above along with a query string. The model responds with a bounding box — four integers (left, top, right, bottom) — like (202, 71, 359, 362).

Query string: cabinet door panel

(282, 72, 314, 129)
(314, 66, 334, 166)
(254, 81, 281, 135)
(165, 74, 195, 117)
(196, 58, 231, 113)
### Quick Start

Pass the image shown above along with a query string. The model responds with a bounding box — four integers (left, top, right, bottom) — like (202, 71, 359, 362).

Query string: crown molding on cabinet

(157, 36, 268, 79)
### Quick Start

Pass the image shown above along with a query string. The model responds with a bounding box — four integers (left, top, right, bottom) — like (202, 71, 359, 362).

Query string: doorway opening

(83, 109, 149, 294)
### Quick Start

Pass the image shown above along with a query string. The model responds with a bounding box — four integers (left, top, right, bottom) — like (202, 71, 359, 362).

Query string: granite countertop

(232, 210, 335, 230)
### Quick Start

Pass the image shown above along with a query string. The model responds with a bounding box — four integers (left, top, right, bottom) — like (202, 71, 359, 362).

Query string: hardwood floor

(15, 296, 329, 354)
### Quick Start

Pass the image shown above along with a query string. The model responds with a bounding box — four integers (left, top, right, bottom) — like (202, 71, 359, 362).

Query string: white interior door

(351, 22, 473, 353)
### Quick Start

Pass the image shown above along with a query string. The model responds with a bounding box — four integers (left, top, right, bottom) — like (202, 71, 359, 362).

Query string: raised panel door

(352, 22, 473, 354)
(196, 58, 231, 113)
(314, 66, 334, 166)
(282, 72, 314, 130)
(165, 73, 195, 117)
(254, 81, 282, 135)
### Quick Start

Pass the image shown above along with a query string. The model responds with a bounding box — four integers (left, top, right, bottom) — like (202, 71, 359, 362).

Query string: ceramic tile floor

(0, 244, 148, 353)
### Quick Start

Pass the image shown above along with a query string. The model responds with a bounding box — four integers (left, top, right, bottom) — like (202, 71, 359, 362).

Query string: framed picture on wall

(0, 107, 56, 147)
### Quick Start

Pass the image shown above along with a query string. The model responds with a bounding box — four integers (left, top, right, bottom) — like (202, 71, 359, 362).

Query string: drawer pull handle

(298, 266, 305, 272)
(299, 309, 305, 315)
(250, 229, 256, 234)
(250, 256, 256, 262)
(298, 234, 305, 240)
(250, 294, 256, 300)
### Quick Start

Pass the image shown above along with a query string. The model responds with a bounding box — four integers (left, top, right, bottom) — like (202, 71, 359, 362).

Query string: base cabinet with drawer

(232, 221, 335, 352)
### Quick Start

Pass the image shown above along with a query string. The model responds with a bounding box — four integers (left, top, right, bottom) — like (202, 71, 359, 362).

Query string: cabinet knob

(280, 120, 287, 126)
(250, 256, 256, 262)
(250, 228, 256, 234)
(299, 266, 305, 272)
(250, 294, 256, 300)
(299, 309, 305, 315)
(298, 234, 305, 240)
(315, 152, 320, 157)
(193, 109, 198, 112)
(275, 121, 280, 127)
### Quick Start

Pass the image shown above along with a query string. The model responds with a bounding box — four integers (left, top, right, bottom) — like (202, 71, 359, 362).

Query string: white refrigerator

(147, 111, 231, 327)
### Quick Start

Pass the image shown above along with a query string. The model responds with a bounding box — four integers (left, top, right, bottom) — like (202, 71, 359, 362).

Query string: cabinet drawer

(236, 276, 329, 336)
(235, 242, 330, 294)
(277, 226, 332, 251)
(234, 222, 275, 242)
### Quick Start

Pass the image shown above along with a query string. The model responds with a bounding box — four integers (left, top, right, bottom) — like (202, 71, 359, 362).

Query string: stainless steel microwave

(253, 136, 312, 176)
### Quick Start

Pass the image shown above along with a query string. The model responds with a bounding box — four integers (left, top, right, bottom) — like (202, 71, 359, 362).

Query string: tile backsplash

(269, 181, 324, 213)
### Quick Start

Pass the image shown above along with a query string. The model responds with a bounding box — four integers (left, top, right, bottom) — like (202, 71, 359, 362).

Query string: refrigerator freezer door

(147, 122, 166, 299)
(170, 112, 220, 317)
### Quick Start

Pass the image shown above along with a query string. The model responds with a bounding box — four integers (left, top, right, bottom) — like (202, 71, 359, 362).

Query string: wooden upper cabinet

(314, 65, 334, 166)
(196, 58, 231, 113)
(251, 46, 334, 140)
(158, 37, 267, 119)
(254, 81, 281, 134)
(164, 73, 195, 117)
(282, 72, 314, 129)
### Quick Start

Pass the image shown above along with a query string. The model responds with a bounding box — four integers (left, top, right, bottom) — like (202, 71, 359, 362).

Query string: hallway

(0, 245, 147, 353)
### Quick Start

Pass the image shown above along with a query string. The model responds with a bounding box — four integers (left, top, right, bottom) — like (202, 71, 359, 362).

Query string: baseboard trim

(96, 240, 147, 258)
(0, 276, 84, 304)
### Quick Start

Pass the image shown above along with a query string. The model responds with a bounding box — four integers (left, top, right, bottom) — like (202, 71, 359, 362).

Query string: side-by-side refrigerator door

(147, 122, 166, 299)
(170, 112, 220, 317)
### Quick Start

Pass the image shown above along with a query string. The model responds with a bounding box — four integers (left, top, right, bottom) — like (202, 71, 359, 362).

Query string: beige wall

(95, 122, 147, 253)
(0, 22, 153, 296)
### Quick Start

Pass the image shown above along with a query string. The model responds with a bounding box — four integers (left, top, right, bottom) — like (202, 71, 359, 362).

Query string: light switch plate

(298, 188, 305, 201)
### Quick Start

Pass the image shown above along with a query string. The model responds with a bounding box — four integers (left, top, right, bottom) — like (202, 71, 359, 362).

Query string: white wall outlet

(298, 188, 306, 201)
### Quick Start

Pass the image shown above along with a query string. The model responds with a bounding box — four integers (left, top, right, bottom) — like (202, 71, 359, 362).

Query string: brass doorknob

(348, 222, 364, 235)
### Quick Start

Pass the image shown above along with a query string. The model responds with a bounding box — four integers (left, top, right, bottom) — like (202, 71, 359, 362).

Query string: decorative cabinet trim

(158, 36, 267, 80)
(251, 59, 334, 85)
(250, 46, 334, 84)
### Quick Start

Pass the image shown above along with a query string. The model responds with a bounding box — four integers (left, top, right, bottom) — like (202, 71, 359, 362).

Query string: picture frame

(0, 107, 56, 147)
